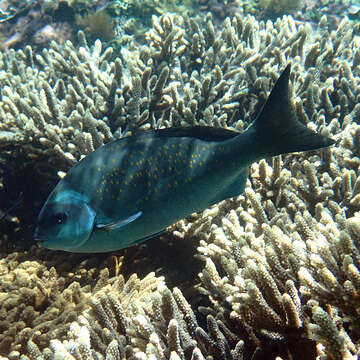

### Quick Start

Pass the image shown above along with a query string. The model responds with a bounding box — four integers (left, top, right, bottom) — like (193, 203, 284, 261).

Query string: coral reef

(0, 8, 360, 360)
(197, 0, 242, 22)
(256, 0, 302, 18)
(75, 9, 115, 42)
(192, 184, 360, 359)
(0, 0, 76, 51)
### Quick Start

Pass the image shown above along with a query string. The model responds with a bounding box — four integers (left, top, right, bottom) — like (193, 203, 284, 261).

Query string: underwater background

(0, 0, 360, 359)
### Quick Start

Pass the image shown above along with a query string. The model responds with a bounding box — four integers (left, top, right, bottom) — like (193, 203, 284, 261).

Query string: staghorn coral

(0, 12, 353, 170)
(166, 14, 360, 360)
(0, 9, 360, 360)
(0, 11, 358, 173)
(0, 247, 118, 356)
(154, 12, 360, 360)
(193, 204, 360, 358)
(0, 244, 245, 360)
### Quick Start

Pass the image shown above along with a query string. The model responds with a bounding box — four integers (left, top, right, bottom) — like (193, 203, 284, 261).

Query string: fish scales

(43, 130, 243, 252)
(34, 65, 335, 253)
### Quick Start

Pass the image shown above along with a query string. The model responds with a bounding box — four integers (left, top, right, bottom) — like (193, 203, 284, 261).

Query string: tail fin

(251, 65, 335, 157)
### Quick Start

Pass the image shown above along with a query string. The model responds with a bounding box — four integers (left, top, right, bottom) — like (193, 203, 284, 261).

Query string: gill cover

(35, 196, 96, 250)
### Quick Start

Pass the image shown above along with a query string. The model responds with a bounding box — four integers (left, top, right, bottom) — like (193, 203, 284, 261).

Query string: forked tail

(249, 65, 335, 158)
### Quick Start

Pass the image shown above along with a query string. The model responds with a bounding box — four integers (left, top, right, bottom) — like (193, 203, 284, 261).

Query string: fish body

(34, 65, 335, 253)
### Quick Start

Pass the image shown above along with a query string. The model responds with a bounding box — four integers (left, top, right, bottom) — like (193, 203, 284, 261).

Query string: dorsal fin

(126, 126, 239, 143)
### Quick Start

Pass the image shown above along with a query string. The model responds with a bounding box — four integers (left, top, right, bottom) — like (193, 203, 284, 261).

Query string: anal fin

(210, 169, 248, 204)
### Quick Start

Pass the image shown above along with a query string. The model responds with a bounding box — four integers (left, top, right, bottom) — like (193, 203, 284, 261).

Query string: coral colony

(0, 6, 360, 360)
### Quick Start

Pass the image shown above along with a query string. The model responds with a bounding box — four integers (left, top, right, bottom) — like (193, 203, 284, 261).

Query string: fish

(34, 65, 335, 253)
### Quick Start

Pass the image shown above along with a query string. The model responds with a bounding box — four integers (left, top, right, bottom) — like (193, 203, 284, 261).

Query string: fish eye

(52, 212, 67, 225)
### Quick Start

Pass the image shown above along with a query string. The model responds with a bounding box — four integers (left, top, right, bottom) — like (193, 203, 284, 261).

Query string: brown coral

(0, 9, 360, 360)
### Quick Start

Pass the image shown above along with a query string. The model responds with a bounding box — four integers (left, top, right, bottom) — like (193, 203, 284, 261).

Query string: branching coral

(0, 9, 360, 360)
(1, 249, 244, 360)
(194, 205, 360, 358)
(0, 12, 356, 172)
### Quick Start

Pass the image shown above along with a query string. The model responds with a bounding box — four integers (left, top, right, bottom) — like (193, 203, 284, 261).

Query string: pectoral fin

(96, 211, 142, 231)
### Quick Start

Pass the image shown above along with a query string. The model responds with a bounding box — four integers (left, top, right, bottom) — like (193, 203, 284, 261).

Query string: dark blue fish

(34, 65, 334, 252)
